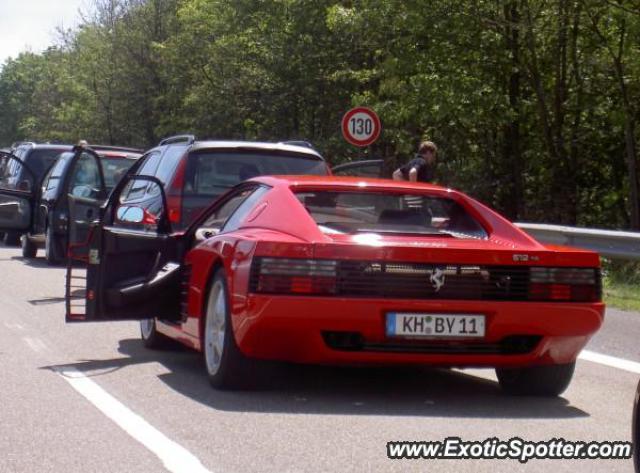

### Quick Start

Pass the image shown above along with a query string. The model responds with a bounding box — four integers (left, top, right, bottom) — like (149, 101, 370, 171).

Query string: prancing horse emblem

(430, 267, 446, 292)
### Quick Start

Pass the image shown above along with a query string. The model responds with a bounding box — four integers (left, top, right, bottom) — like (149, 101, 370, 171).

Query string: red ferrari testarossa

(67, 175, 604, 395)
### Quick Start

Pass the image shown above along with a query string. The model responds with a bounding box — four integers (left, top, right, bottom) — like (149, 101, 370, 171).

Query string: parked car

(95, 134, 378, 232)
(18, 145, 142, 263)
(0, 142, 74, 245)
(65, 175, 604, 394)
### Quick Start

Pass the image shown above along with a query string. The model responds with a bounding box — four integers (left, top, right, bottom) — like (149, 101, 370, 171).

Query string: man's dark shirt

(400, 157, 434, 183)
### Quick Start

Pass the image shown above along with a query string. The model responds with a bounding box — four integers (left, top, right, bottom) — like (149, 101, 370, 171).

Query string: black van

(0, 142, 73, 245)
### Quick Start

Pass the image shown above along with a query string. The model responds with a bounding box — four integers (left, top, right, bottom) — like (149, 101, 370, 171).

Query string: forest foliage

(1, 0, 640, 229)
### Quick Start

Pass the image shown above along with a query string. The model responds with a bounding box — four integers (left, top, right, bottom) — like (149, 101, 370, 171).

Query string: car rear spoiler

(158, 134, 196, 146)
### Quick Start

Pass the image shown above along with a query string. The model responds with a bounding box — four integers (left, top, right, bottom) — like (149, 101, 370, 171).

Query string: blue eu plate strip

(386, 313, 396, 336)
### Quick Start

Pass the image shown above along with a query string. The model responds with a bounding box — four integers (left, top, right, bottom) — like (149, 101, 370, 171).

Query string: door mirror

(111, 175, 170, 233)
(116, 206, 145, 224)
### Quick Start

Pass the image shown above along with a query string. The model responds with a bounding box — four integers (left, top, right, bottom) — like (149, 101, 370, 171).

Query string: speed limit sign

(342, 107, 381, 147)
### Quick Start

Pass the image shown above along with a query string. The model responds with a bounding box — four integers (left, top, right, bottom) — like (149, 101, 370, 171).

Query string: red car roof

(237, 174, 598, 265)
(252, 175, 448, 193)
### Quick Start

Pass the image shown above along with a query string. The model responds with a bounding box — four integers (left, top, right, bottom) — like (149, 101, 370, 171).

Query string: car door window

(156, 145, 186, 185)
(121, 151, 161, 203)
(139, 150, 163, 177)
(0, 155, 17, 188)
(44, 154, 71, 196)
(201, 189, 255, 230)
(199, 185, 268, 233)
(0, 154, 33, 191)
(69, 153, 101, 198)
(221, 186, 270, 233)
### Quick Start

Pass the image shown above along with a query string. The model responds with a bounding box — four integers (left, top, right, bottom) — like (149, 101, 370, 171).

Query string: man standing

(392, 141, 438, 183)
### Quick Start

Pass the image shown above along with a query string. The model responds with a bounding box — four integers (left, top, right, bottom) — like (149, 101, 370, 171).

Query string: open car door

(66, 174, 183, 323)
(66, 146, 108, 258)
(331, 159, 385, 178)
(0, 151, 37, 232)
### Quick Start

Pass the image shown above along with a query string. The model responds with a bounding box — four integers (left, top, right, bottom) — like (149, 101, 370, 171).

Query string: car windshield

(101, 157, 137, 190)
(183, 151, 327, 196)
(296, 191, 488, 239)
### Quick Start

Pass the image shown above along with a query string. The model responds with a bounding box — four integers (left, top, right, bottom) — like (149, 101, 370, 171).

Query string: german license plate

(386, 313, 485, 338)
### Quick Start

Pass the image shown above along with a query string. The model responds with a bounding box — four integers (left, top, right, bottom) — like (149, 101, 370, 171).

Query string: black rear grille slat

(363, 342, 503, 354)
(322, 331, 541, 355)
(336, 262, 531, 301)
(249, 258, 601, 302)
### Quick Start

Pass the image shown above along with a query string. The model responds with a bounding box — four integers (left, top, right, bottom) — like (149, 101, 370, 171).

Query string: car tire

(4, 231, 21, 246)
(45, 225, 62, 265)
(140, 318, 173, 349)
(21, 235, 37, 258)
(496, 362, 575, 397)
(203, 270, 256, 390)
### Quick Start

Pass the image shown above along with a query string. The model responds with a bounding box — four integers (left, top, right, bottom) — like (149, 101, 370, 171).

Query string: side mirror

(111, 174, 170, 233)
(116, 206, 145, 224)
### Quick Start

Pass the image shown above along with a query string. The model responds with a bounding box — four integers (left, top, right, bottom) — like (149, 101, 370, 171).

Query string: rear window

(183, 151, 327, 196)
(101, 158, 137, 190)
(296, 191, 488, 239)
(25, 149, 68, 178)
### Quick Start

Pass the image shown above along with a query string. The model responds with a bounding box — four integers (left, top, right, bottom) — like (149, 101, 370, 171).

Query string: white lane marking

(579, 350, 640, 375)
(55, 367, 213, 473)
(22, 337, 48, 353)
(4, 322, 26, 331)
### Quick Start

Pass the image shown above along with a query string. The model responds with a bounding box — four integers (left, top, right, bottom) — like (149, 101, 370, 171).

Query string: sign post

(341, 107, 381, 148)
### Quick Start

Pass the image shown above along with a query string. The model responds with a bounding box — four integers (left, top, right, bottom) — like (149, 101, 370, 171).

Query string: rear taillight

(528, 267, 601, 302)
(251, 257, 337, 295)
(167, 156, 188, 225)
(167, 194, 181, 224)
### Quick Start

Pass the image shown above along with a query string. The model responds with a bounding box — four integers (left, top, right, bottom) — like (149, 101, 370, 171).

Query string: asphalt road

(0, 242, 638, 473)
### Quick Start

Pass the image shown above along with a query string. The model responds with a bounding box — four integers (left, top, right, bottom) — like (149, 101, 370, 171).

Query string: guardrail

(515, 223, 640, 260)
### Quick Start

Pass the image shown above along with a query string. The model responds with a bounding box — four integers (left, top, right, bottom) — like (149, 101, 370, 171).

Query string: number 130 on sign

(341, 107, 381, 147)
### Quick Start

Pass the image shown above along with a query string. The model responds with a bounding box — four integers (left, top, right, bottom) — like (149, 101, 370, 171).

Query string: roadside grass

(602, 259, 640, 312)
(603, 280, 640, 312)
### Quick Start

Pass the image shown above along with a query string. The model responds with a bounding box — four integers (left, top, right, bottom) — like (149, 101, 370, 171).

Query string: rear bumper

(232, 296, 604, 367)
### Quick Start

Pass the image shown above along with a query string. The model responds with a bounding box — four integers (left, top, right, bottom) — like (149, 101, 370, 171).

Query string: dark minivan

(0, 142, 73, 245)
